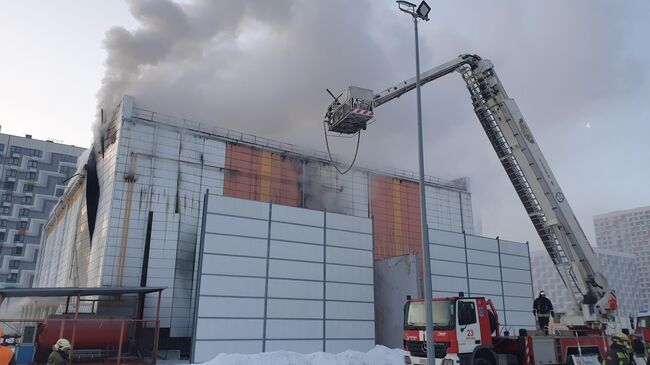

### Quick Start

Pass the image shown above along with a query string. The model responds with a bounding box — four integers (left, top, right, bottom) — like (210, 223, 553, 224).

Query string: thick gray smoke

(97, 0, 650, 247)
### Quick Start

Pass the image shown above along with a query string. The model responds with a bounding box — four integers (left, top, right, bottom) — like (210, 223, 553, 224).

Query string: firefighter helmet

(54, 338, 72, 351)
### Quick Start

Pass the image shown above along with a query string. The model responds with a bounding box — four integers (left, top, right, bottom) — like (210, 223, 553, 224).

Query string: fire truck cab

(404, 296, 608, 365)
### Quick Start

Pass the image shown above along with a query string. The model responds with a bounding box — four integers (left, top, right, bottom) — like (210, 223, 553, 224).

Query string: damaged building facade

(35, 95, 533, 358)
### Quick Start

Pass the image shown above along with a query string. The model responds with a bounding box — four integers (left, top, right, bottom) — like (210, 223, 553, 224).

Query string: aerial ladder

(324, 54, 615, 326)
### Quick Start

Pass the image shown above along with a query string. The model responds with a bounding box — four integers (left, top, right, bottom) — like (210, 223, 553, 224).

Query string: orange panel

(224, 143, 301, 207)
(371, 175, 422, 260)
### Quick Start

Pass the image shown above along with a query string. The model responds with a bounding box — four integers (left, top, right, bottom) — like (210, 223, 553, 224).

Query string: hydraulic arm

(324, 54, 613, 324)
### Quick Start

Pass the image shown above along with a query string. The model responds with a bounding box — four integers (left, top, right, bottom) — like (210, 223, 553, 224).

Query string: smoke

(95, 0, 650, 247)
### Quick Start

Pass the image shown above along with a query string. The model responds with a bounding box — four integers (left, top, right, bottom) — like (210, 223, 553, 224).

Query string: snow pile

(197, 345, 406, 365)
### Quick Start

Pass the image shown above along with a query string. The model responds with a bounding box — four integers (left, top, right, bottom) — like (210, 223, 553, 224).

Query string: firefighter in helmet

(47, 338, 72, 365)
(533, 290, 554, 334)
(603, 333, 632, 365)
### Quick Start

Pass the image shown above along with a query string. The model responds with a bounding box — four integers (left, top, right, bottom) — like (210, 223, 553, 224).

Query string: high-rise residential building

(0, 132, 84, 287)
(531, 248, 641, 320)
(594, 206, 650, 312)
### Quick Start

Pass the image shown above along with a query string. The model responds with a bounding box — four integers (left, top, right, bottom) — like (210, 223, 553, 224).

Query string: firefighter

(533, 290, 554, 334)
(603, 333, 632, 365)
(47, 338, 72, 365)
(0, 327, 16, 365)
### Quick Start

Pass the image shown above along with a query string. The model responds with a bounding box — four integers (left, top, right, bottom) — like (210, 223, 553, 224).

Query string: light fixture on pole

(396, 1, 435, 365)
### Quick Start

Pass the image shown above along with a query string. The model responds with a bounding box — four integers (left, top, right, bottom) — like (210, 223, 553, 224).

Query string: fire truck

(323, 54, 647, 365)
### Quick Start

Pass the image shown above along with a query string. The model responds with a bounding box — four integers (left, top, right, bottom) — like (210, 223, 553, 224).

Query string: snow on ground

(196, 345, 406, 365)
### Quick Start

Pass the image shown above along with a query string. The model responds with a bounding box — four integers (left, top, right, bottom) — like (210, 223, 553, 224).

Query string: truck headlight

(404, 355, 412, 364)
(442, 358, 454, 365)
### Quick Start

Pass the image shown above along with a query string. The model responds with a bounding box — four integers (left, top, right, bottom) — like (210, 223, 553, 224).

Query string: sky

(0, 0, 649, 251)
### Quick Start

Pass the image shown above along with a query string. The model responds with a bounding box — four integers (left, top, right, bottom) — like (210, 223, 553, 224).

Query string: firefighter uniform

(603, 333, 632, 365)
(533, 290, 554, 334)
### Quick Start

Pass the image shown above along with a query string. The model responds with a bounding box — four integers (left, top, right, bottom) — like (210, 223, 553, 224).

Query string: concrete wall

(192, 195, 375, 362)
(374, 253, 420, 349)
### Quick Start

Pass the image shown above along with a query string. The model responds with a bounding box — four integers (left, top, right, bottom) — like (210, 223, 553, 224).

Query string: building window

(1, 207, 10, 215)
(0, 232, 5, 241)
(22, 196, 32, 205)
(0, 144, 4, 151)
(3, 181, 14, 190)
(23, 184, 33, 193)
(7, 170, 16, 178)
(9, 260, 19, 269)
(8, 157, 19, 166)
(1, 194, 11, 202)
(19, 208, 29, 217)
(12, 246, 22, 255)
(55, 188, 64, 197)
(0, 220, 6, 228)
(27, 160, 38, 168)
(27, 172, 36, 180)
(17, 221, 28, 229)
(10, 146, 20, 153)
(30, 149, 41, 157)
(6, 273, 18, 283)
(13, 234, 23, 243)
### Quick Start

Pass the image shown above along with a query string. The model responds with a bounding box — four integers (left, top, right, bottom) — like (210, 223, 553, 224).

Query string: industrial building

(0, 132, 84, 288)
(594, 206, 650, 312)
(33, 95, 534, 360)
(531, 248, 641, 321)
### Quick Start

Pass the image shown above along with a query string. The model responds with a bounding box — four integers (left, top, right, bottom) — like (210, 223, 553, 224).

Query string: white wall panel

(431, 259, 467, 277)
(326, 321, 374, 339)
(468, 264, 501, 280)
(504, 296, 533, 311)
(469, 278, 503, 295)
(205, 215, 268, 238)
(326, 246, 372, 267)
(198, 297, 265, 318)
(271, 222, 323, 244)
(429, 229, 464, 248)
(207, 195, 269, 219)
(326, 229, 372, 250)
(202, 255, 267, 276)
(466, 235, 498, 252)
(272, 205, 323, 226)
(431, 275, 468, 293)
(500, 240, 530, 257)
(504, 311, 535, 326)
(501, 268, 532, 284)
(503, 282, 533, 297)
(500, 254, 530, 270)
(201, 275, 265, 297)
(467, 250, 500, 266)
(326, 302, 374, 320)
(326, 264, 373, 284)
(326, 212, 372, 234)
(195, 196, 374, 360)
(430, 245, 466, 262)
(266, 319, 323, 339)
(326, 282, 374, 302)
(267, 279, 323, 300)
(196, 318, 263, 339)
(204, 235, 268, 257)
(270, 241, 323, 262)
(266, 299, 323, 319)
(269, 259, 323, 281)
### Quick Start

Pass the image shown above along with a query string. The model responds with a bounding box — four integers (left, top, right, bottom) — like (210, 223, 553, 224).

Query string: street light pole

(413, 15, 436, 365)
(397, 1, 434, 364)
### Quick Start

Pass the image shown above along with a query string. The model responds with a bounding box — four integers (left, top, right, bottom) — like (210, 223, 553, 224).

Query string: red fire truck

(403, 297, 608, 365)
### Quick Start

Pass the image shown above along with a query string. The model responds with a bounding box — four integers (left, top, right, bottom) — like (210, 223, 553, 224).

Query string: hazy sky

(1, 0, 649, 251)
